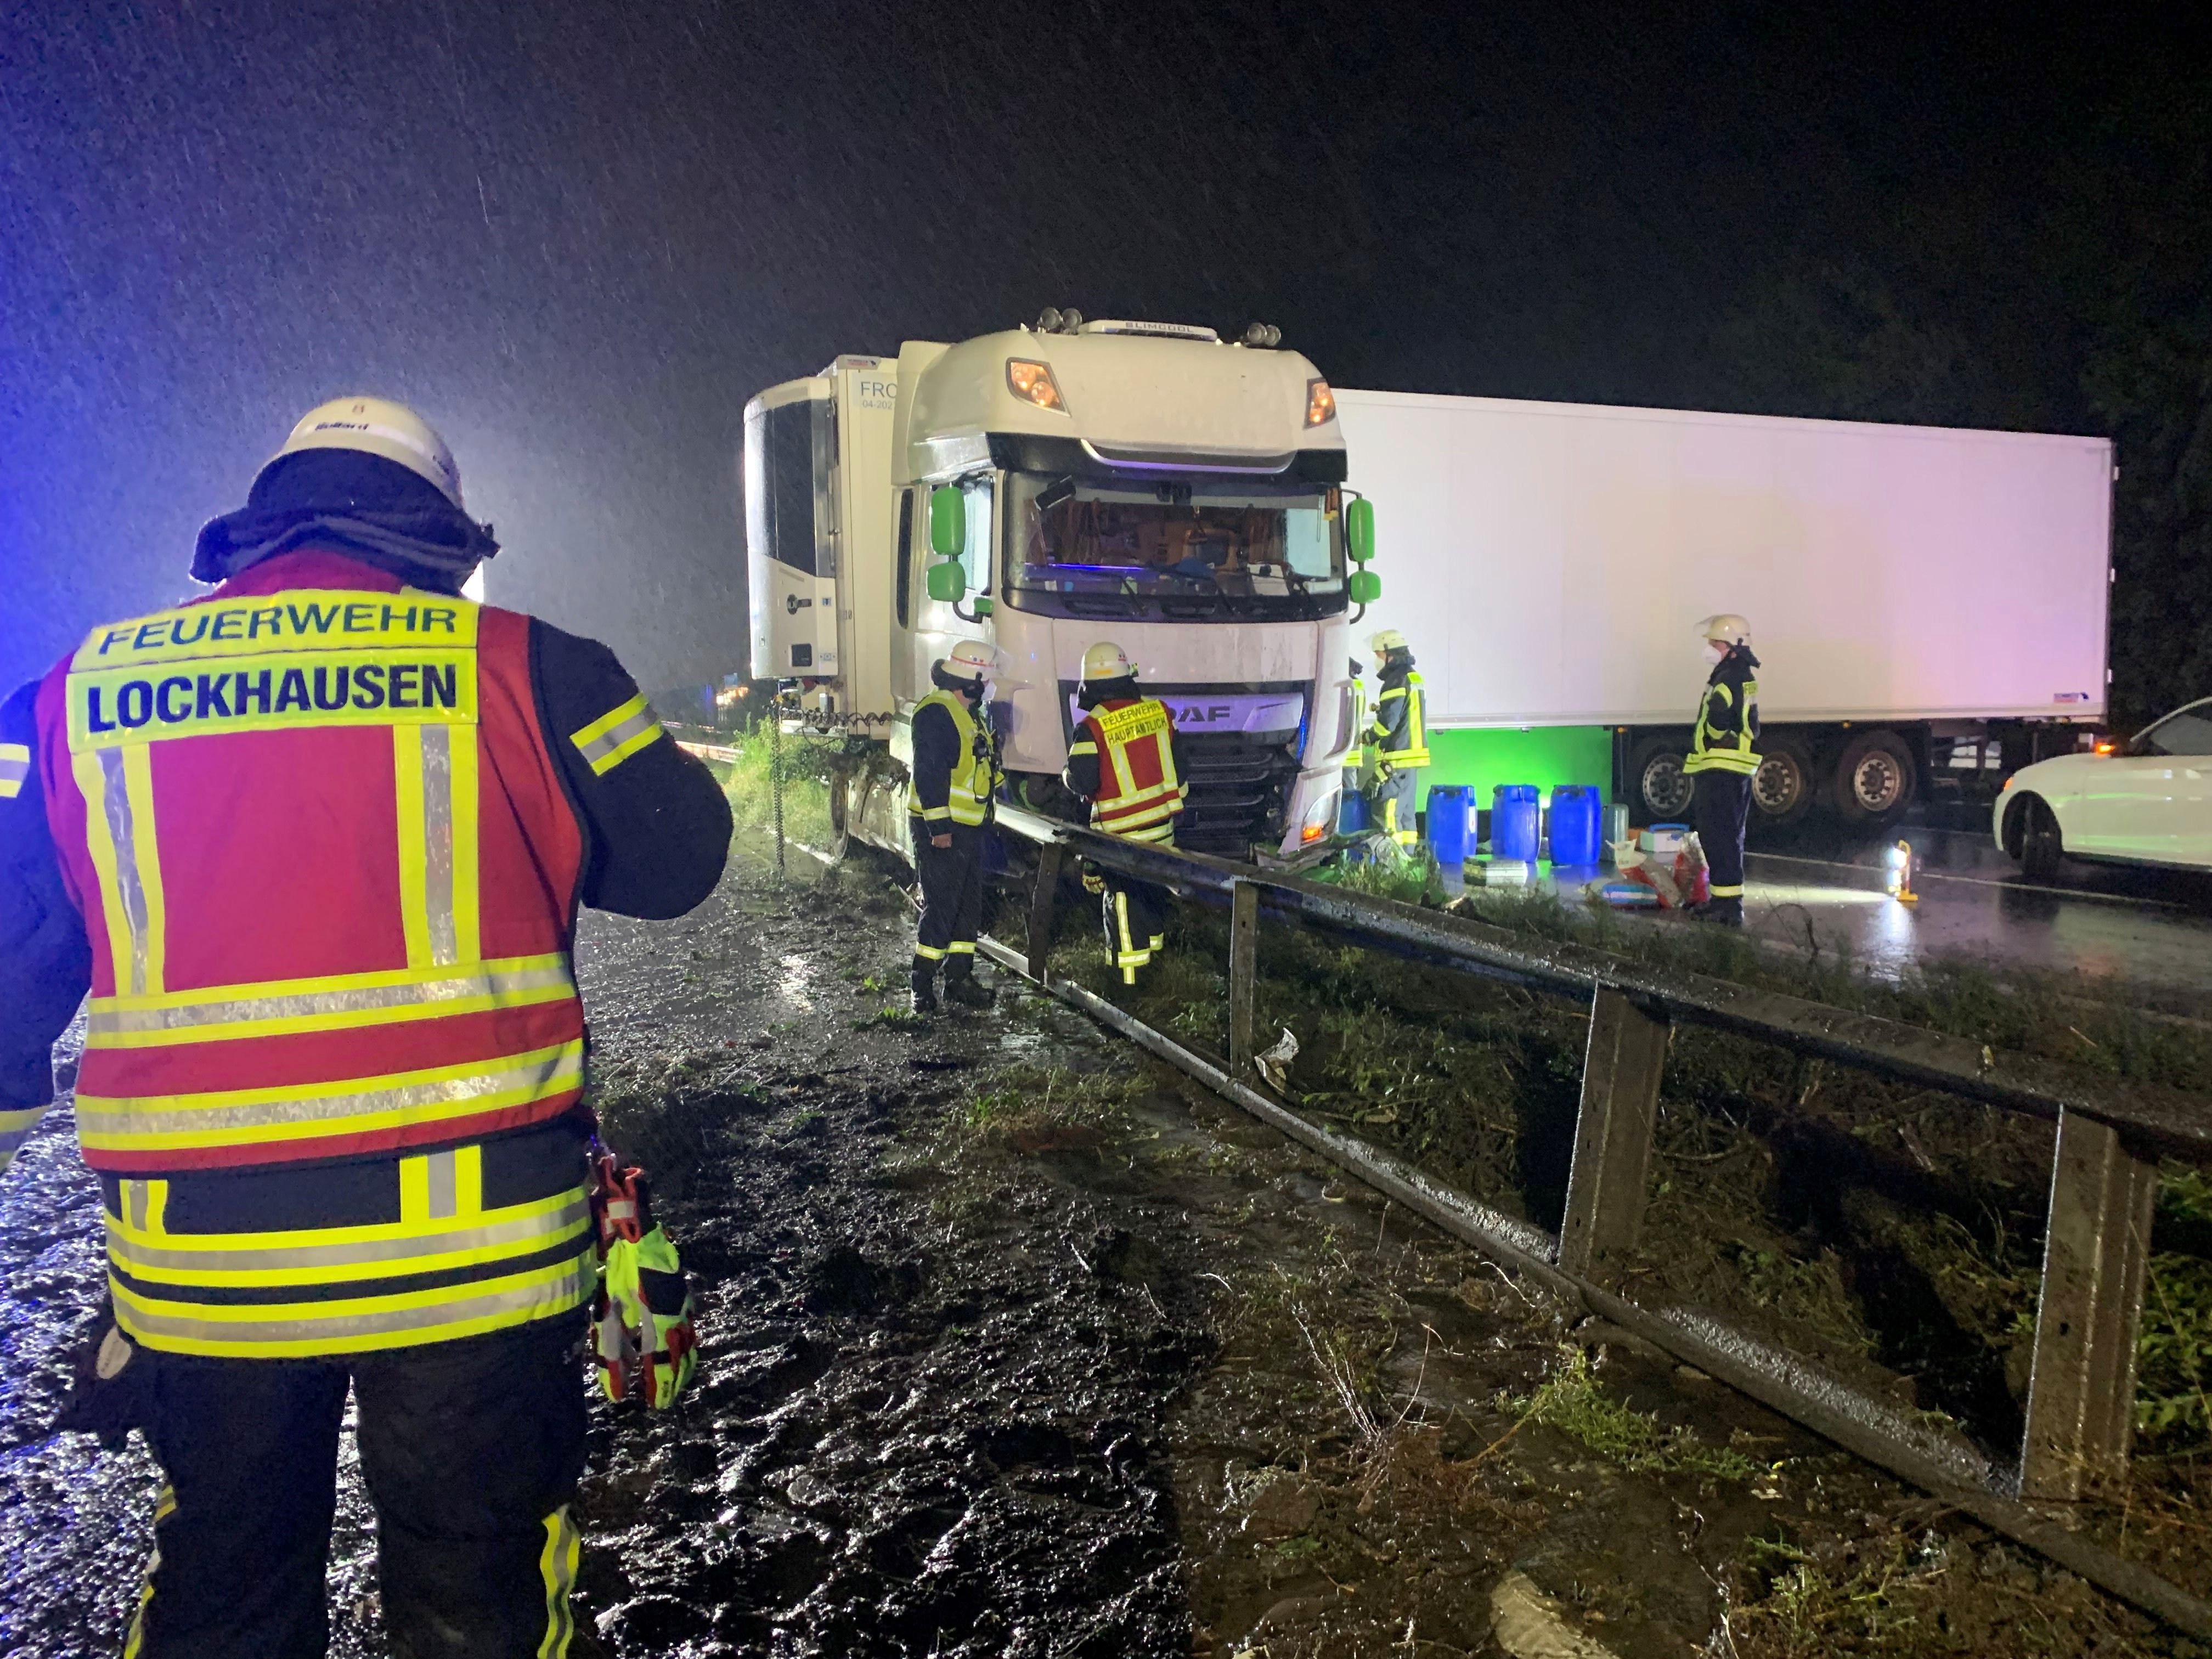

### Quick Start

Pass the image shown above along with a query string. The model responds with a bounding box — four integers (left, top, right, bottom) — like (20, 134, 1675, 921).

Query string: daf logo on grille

(1173, 703, 1235, 724)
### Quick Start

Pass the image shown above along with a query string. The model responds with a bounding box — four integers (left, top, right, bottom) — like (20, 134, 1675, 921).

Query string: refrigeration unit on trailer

(1335, 390, 2113, 831)
(744, 315, 1381, 860)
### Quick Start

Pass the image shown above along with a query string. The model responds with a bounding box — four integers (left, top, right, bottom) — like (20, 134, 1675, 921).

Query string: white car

(1995, 697, 2212, 878)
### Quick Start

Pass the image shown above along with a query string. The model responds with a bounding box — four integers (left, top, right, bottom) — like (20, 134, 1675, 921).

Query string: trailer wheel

(1750, 738, 1815, 825)
(1627, 737, 1696, 822)
(1829, 730, 1916, 826)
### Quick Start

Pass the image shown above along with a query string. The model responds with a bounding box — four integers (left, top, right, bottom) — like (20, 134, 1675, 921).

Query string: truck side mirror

(1346, 497, 1375, 563)
(929, 487, 966, 558)
(1347, 569, 1381, 605)
(926, 559, 968, 603)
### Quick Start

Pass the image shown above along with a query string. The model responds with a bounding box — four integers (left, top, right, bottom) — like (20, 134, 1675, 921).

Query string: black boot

(943, 962, 994, 1008)
(1690, 896, 1744, 928)
(910, 959, 939, 1014)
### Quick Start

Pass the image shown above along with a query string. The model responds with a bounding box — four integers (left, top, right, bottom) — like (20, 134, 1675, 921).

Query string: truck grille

(1175, 735, 1301, 855)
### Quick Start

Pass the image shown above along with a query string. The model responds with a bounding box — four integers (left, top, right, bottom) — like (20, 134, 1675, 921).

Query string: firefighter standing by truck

(1367, 630, 1430, 848)
(907, 641, 1004, 1014)
(1063, 642, 1188, 984)
(0, 397, 732, 1658)
(1684, 613, 1761, 927)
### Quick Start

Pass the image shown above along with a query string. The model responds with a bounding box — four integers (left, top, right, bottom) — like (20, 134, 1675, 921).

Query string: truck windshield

(1004, 473, 1345, 620)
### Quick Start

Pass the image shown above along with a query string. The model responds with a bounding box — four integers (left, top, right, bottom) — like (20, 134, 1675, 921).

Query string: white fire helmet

(1696, 613, 1752, 648)
(938, 640, 998, 684)
(1369, 628, 1408, 655)
(1081, 642, 1136, 682)
(265, 396, 466, 509)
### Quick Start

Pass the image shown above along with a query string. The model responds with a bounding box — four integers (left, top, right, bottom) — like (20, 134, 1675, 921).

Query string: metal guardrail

(982, 806, 2212, 1637)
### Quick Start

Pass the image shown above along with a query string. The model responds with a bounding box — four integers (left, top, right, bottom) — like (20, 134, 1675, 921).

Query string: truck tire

(1750, 737, 1816, 826)
(1627, 737, 1696, 823)
(2013, 794, 2066, 881)
(1829, 730, 1916, 827)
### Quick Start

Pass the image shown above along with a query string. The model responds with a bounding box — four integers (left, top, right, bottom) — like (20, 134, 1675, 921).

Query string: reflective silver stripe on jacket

(0, 742, 27, 799)
(106, 1195, 591, 1278)
(87, 959, 575, 1037)
(76, 1043, 585, 1139)
(571, 697, 661, 775)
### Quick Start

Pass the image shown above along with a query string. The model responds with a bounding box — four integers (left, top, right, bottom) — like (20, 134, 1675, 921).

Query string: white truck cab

(745, 316, 1378, 858)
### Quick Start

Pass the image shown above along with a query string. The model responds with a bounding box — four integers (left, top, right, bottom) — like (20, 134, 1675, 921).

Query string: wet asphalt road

(1475, 811, 2212, 1003)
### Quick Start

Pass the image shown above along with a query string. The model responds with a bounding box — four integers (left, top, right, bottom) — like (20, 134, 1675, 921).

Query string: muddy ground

(0, 834, 2204, 1656)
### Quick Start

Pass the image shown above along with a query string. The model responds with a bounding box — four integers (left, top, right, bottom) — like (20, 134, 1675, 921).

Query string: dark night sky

(1, 1, 2203, 694)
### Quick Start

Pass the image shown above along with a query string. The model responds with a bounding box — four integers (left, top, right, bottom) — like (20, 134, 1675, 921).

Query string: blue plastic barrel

(1425, 785, 1472, 862)
(1491, 784, 1542, 865)
(1549, 784, 1603, 866)
(1338, 786, 1369, 834)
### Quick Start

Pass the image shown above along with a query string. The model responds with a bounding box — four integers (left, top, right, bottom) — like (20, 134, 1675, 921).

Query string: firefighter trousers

(1694, 769, 1752, 900)
(125, 1313, 588, 1659)
(1100, 874, 1170, 984)
(1373, 767, 1420, 847)
(911, 820, 986, 985)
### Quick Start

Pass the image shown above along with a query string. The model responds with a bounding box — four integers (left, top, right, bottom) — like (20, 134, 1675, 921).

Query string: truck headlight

(1305, 378, 1336, 427)
(1300, 785, 1341, 843)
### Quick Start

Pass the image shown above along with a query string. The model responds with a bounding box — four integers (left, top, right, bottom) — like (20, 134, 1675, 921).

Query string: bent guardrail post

(2020, 1108, 2160, 1503)
(1558, 986, 1672, 1289)
(1228, 879, 1260, 1084)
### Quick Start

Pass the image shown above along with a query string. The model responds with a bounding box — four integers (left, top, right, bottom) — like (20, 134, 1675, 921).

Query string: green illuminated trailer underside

(1416, 726, 1616, 813)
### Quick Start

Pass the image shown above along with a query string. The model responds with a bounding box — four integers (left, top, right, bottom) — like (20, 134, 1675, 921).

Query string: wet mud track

(0, 841, 2197, 1655)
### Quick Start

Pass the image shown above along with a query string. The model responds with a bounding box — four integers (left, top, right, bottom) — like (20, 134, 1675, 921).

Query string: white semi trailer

(1336, 388, 2114, 829)
(744, 317, 1376, 859)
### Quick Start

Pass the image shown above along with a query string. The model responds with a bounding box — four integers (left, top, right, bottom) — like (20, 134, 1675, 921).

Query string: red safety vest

(1077, 697, 1187, 843)
(35, 551, 587, 1176)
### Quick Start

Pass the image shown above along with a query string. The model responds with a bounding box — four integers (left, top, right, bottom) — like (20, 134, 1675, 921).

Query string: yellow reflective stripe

(0, 1104, 47, 1171)
(912, 943, 946, 961)
(73, 747, 165, 997)
(570, 695, 664, 775)
(394, 723, 480, 970)
(0, 741, 27, 799)
(74, 591, 478, 670)
(107, 1190, 589, 1287)
(449, 726, 481, 963)
(945, 940, 975, 955)
(913, 803, 953, 821)
(110, 1249, 594, 1358)
(86, 956, 577, 1047)
(1066, 740, 1097, 757)
(537, 1505, 581, 1658)
(394, 725, 432, 967)
(1708, 884, 1745, 898)
(76, 1040, 585, 1154)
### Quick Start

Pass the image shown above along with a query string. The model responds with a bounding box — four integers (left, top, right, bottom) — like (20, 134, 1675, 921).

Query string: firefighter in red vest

(1062, 642, 1188, 984)
(0, 397, 732, 1657)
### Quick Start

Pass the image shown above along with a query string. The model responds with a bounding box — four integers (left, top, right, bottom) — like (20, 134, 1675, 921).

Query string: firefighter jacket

(908, 689, 1002, 828)
(1685, 646, 1762, 776)
(0, 548, 732, 1358)
(1369, 659, 1430, 770)
(1064, 691, 1188, 844)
